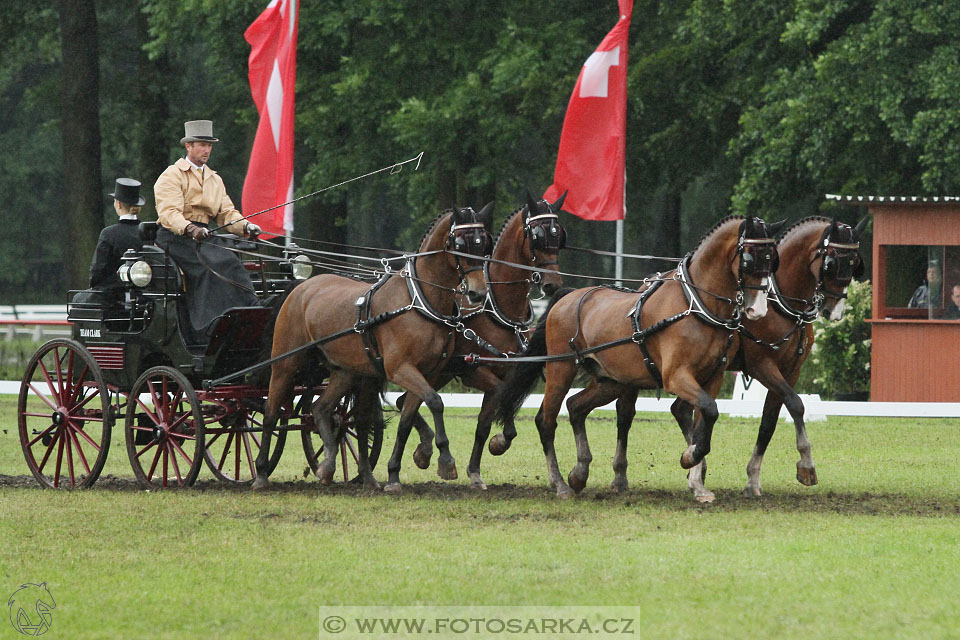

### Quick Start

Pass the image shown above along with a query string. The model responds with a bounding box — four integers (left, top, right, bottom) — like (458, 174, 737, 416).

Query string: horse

(396, 192, 567, 490)
(671, 216, 867, 500)
(492, 215, 780, 498)
(251, 204, 494, 491)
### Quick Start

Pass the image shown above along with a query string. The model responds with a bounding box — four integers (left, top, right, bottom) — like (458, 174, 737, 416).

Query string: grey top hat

(109, 177, 146, 206)
(180, 120, 220, 144)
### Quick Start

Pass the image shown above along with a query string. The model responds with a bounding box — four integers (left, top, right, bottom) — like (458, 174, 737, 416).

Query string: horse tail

(493, 287, 574, 426)
(248, 279, 307, 387)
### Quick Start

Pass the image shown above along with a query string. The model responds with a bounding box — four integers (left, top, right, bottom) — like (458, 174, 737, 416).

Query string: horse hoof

(488, 434, 510, 456)
(743, 484, 762, 498)
(251, 477, 269, 491)
(610, 478, 628, 493)
(556, 485, 576, 500)
(680, 445, 698, 469)
(383, 482, 402, 494)
(694, 490, 716, 504)
(567, 470, 587, 494)
(363, 478, 381, 491)
(413, 443, 433, 469)
(437, 461, 458, 481)
(317, 461, 336, 486)
(797, 465, 818, 486)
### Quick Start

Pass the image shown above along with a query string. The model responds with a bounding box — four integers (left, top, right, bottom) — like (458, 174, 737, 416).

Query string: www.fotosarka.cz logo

(7, 583, 56, 636)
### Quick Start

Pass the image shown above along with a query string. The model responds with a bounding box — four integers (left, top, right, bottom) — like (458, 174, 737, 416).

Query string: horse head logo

(8, 583, 55, 636)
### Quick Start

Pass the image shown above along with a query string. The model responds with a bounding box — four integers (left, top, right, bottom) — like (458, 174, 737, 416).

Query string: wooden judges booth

(828, 195, 960, 401)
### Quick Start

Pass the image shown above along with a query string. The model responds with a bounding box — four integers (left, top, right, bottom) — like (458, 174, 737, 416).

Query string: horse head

(522, 190, 567, 296)
(813, 216, 867, 320)
(737, 215, 781, 320)
(448, 202, 494, 304)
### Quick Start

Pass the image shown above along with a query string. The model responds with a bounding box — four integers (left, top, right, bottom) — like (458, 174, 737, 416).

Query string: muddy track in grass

(2, 473, 959, 517)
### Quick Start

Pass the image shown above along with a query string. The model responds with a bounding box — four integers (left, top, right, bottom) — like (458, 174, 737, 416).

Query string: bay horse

(672, 216, 867, 500)
(493, 215, 780, 498)
(397, 192, 567, 490)
(251, 205, 494, 491)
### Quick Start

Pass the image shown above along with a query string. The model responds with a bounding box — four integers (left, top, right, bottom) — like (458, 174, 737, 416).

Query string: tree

(59, 0, 102, 290)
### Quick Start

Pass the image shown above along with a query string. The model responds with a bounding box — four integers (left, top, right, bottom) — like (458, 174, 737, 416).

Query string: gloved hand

(244, 222, 262, 239)
(184, 223, 209, 241)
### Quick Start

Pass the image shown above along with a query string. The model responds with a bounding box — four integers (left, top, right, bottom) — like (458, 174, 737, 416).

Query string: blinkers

(818, 221, 864, 284)
(738, 217, 779, 279)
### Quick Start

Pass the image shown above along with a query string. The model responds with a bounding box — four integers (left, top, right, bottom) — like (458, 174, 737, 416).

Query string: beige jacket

(154, 158, 247, 235)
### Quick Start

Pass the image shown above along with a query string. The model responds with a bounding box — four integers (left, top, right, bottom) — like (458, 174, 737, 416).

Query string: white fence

(0, 304, 70, 341)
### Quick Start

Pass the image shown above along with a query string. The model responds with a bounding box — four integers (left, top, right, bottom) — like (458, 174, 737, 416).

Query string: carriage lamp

(117, 249, 138, 284)
(291, 254, 313, 280)
(128, 260, 153, 287)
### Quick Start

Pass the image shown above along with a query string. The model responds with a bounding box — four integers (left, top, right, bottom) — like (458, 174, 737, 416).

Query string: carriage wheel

(301, 394, 383, 484)
(202, 401, 286, 483)
(18, 339, 112, 489)
(124, 366, 205, 489)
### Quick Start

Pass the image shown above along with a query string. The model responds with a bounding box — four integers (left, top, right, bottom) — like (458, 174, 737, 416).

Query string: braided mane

(778, 215, 833, 244)
(417, 209, 453, 250)
(495, 207, 525, 246)
(691, 215, 745, 254)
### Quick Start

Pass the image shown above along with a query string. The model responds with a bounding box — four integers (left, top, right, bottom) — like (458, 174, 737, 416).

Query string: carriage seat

(200, 306, 274, 360)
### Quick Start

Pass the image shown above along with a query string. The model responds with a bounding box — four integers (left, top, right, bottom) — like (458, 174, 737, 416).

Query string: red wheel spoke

(27, 383, 59, 412)
(73, 385, 101, 412)
(37, 358, 60, 402)
(344, 433, 361, 465)
(135, 395, 163, 427)
(146, 441, 163, 477)
(170, 436, 195, 466)
(27, 424, 57, 448)
(66, 426, 92, 475)
(36, 427, 61, 473)
(234, 430, 241, 479)
(168, 409, 192, 432)
(54, 347, 66, 398)
(65, 427, 77, 487)
(242, 431, 256, 478)
(340, 440, 349, 483)
(69, 363, 91, 406)
(70, 420, 101, 451)
(145, 379, 163, 421)
(53, 428, 65, 488)
(136, 440, 158, 459)
(162, 444, 169, 488)
(217, 432, 235, 471)
(206, 430, 224, 445)
(169, 443, 183, 484)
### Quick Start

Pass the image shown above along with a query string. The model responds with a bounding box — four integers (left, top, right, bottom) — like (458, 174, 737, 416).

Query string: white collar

(119, 214, 139, 221)
(185, 156, 205, 171)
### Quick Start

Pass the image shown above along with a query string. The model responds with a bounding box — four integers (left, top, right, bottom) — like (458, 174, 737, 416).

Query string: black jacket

(89, 219, 143, 290)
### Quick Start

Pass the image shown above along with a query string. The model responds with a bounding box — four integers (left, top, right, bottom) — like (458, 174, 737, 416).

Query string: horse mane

(691, 215, 745, 254)
(495, 207, 525, 246)
(777, 215, 833, 243)
(416, 209, 454, 249)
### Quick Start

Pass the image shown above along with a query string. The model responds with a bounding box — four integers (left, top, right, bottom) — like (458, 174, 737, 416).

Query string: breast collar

(405, 255, 463, 326)
(767, 273, 819, 324)
(678, 253, 742, 330)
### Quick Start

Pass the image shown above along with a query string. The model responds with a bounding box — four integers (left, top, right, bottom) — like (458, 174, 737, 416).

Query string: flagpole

(615, 219, 623, 286)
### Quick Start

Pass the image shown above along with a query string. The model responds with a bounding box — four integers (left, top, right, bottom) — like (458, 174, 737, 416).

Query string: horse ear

(525, 190, 539, 215)
(766, 218, 788, 238)
(477, 201, 495, 229)
(853, 215, 870, 239)
(552, 190, 568, 211)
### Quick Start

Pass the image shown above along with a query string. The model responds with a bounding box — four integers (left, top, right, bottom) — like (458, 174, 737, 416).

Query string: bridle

(810, 224, 863, 304)
(447, 212, 493, 289)
(524, 200, 566, 284)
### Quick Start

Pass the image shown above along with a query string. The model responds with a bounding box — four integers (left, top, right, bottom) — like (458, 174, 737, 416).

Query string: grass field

(1, 395, 958, 639)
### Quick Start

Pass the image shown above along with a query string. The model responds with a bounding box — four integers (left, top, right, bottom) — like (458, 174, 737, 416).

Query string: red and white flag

(242, 0, 299, 238)
(544, 0, 632, 221)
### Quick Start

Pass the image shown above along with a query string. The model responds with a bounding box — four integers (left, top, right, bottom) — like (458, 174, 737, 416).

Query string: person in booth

(154, 120, 262, 337)
(88, 178, 146, 299)
(943, 284, 960, 320)
(907, 259, 942, 311)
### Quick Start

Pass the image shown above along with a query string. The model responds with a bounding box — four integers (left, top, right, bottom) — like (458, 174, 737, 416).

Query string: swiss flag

(242, 0, 299, 238)
(544, 0, 632, 221)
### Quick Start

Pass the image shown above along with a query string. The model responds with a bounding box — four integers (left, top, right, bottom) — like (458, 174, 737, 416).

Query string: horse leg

(395, 392, 434, 470)
(669, 371, 721, 502)
(352, 378, 381, 491)
(462, 367, 503, 490)
(311, 371, 357, 485)
(392, 363, 458, 481)
(610, 387, 638, 493)
(252, 355, 301, 490)
(670, 397, 709, 495)
(488, 414, 517, 456)
(565, 379, 625, 493)
(384, 394, 421, 493)
(538, 360, 579, 499)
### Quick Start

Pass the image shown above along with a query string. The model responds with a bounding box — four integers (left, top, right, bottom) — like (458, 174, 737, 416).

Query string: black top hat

(110, 178, 146, 206)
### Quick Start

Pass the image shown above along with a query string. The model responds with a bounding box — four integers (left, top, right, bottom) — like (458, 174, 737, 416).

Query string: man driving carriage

(154, 120, 263, 339)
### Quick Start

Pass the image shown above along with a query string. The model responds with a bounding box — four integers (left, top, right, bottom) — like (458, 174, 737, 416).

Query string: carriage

(16, 221, 380, 490)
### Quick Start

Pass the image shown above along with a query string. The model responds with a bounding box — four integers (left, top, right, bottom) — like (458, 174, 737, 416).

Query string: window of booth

(882, 245, 960, 319)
